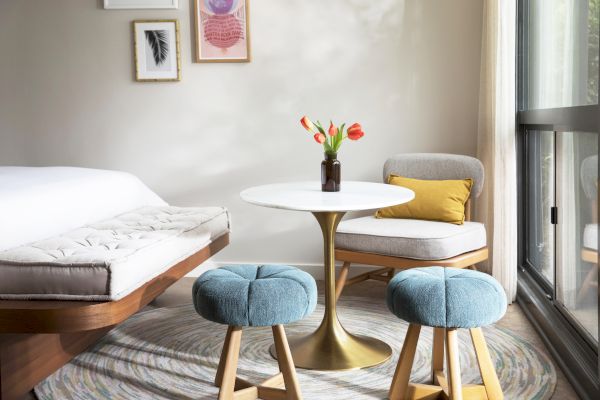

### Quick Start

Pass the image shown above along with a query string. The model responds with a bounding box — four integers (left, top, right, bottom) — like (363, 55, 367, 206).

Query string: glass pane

(556, 132, 598, 342)
(523, 0, 599, 109)
(525, 131, 555, 285)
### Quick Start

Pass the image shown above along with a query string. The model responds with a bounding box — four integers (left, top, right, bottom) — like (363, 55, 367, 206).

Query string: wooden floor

(24, 278, 580, 399)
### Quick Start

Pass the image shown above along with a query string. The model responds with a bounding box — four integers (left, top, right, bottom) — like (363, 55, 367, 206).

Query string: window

(522, 0, 599, 109)
(524, 130, 555, 286)
(518, 1, 600, 398)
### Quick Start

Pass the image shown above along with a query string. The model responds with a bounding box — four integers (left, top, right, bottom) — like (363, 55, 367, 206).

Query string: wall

(0, 0, 483, 268)
(0, 2, 27, 164)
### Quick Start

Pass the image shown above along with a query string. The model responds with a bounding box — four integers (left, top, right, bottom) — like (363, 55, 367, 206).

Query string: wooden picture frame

(193, 0, 251, 63)
(105, 0, 179, 9)
(133, 20, 182, 82)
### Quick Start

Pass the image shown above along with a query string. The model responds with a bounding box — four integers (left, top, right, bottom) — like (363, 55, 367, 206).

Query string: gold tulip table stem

(270, 211, 392, 370)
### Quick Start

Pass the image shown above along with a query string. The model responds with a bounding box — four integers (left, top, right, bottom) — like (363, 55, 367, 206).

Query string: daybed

(0, 167, 230, 400)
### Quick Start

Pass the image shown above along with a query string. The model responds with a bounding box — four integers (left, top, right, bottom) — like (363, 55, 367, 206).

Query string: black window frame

(516, 1, 600, 398)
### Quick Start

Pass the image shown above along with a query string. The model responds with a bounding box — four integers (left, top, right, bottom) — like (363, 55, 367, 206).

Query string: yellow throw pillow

(375, 175, 473, 225)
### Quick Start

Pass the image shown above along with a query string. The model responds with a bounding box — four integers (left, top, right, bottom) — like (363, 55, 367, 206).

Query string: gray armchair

(335, 153, 489, 299)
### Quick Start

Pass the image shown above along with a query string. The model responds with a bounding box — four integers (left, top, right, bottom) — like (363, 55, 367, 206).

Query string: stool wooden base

(389, 324, 503, 400)
(215, 325, 303, 400)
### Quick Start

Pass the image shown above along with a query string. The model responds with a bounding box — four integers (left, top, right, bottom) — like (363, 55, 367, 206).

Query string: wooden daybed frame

(0, 233, 229, 400)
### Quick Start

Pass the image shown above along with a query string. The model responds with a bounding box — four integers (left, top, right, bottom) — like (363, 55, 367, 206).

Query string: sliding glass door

(518, 1, 600, 398)
(556, 131, 598, 342)
(524, 130, 555, 287)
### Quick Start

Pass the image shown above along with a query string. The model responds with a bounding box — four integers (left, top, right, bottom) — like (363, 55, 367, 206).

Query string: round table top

(240, 181, 415, 212)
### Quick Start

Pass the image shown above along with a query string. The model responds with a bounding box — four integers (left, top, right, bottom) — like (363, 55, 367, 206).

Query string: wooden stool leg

(445, 328, 462, 400)
(389, 323, 421, 400)
(431, 327, 445, 383)
(470, 328, 503, 400)
(215, 326, 236, 386)
(272, 325, 302, 400)
(335, 262, 351, 301)
(217, 326, 242, 400)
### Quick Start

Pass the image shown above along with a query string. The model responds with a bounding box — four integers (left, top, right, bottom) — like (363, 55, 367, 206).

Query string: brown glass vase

(321, 152, 341, 192)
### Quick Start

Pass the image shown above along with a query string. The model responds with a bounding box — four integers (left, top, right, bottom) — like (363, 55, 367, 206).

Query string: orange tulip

(300, 116, 316, 133)
(347, 123, 364, 140)
(328, 122, 338, 136)
(314, 133, 326, 144)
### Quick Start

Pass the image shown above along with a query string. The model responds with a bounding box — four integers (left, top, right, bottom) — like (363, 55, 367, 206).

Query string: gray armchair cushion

(383, 153, 484, 199)
(336, 216, 486, 260)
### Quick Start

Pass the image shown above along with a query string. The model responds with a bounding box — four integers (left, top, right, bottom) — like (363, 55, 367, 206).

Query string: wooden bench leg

(445, 328, 462, 400)
(470, 328, 503, 400)
(1, 328, 112, 400)
(389, 323, 421, 400)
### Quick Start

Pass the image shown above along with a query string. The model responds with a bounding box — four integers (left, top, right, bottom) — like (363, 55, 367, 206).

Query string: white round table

(240, 181, 414, 370)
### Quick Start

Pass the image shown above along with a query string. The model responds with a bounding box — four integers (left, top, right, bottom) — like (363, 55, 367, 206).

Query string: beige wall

(0, 2, 27, 164)
(0, 0, 483, 265)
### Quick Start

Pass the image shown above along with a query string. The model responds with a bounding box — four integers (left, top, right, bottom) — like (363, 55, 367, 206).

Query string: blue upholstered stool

(193, 265, 317, 400)
(386, 267, 507, 400)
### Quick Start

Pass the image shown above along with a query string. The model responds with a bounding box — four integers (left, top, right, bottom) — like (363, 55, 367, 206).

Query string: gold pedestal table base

(271, 211, 392, 370)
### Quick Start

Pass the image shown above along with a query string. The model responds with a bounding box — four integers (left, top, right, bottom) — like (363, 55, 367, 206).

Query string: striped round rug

(36, 296, 556, 399)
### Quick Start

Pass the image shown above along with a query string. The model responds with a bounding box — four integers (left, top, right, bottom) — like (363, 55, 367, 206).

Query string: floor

(26, 278, 580, 399)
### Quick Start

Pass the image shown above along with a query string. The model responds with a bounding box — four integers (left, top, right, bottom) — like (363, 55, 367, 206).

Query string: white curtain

(476, 0, 518, 302)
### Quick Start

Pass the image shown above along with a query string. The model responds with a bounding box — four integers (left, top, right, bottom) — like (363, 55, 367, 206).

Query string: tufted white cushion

(336, 216, 486, 260)
(0, 206, 230, 301)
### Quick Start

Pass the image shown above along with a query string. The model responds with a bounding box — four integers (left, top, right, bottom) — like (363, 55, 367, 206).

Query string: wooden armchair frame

(335, 201, 489, 300)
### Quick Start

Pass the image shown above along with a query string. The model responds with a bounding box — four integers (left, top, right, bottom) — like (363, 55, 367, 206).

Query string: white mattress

(0, 206, 230, 301)
(0, 167, 167, 252)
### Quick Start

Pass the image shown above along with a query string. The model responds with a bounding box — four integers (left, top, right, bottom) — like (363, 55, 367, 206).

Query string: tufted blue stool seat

(386, 267, 507, 400)
(193, 264, 317, 327)
(387, 267, 507, 328)
(192, 265, 317, 400)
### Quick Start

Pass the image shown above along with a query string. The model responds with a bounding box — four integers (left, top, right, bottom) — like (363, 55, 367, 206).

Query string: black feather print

(145, 30, 169, 65)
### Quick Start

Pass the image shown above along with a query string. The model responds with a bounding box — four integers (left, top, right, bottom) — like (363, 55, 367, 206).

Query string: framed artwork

(104, 0, 178, 9)
(133, 20, 181, 82)
(194, 0, 251, 63)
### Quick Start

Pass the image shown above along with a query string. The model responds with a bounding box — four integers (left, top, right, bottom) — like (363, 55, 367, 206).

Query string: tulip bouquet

(300, 115, 365, 191)
(300, 116, 365, 155)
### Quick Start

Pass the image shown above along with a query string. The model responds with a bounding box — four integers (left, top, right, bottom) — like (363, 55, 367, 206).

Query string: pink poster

(195, 0, 250, 62)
